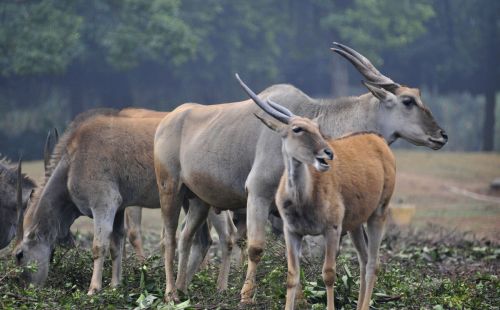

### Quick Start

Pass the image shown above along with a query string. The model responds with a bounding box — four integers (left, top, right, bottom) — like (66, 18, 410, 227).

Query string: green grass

(4, 151, 498, 308)
(1, 226, 498, 309)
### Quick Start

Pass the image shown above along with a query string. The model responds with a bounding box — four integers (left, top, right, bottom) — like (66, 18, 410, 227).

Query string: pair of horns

(237, 43, 400, 120)
(235, 74, 295, 124)
(331, 42, 400, 89)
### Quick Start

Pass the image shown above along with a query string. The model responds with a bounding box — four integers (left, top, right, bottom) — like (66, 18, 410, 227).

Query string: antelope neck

(282, 150, 313, 205)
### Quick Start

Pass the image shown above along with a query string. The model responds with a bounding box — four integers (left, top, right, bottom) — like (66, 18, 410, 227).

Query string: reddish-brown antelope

(240, 77, 396, 310)
(154, 43, 445, 303)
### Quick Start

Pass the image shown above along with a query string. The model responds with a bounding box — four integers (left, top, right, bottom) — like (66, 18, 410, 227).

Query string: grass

(0, 226, 498, 309)
(2, 150, 498, 308)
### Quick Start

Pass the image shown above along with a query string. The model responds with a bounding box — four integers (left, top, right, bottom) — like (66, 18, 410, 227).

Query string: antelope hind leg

(125, 207, 145, 261)
(185, 220, 212, 286)
(209, 209, 236, 291)
(175, 197, 210, 293)
(110, 209, 125, 287)
(240, 194, 272, 304)
(361, 211, 387, 310)
(349, 225, 369, 310)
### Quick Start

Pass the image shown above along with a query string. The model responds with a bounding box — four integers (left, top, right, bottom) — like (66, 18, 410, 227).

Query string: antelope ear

(362, 80, 390, 100)
(362, 81, 397, 107)
(254, 113, 283, 132)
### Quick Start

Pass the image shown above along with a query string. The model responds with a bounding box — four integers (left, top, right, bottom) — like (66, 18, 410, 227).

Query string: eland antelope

(154, 43, 447, 302)
(14, 108, 236, 295)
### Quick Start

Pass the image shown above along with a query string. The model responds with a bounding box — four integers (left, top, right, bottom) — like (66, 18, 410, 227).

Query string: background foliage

(0, 0, 498, 158)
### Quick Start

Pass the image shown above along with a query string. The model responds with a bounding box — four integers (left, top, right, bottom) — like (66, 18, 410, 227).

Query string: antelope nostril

(441, 130, 448, 140)
(324, 148, 334, 160)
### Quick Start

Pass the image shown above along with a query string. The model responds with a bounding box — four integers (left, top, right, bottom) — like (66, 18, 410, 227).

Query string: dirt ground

(23, 150, 500, 241)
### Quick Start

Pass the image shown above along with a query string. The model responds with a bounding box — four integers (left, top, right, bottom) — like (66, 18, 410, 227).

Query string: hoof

(238, 300, 254, 309)
(110, 281, 121, 289)
(164, 290, 179, 303)
(239, 296, 254, 305)
(240, 282, 255, 305)
(87, 287, 100, 295)
(216, 282, 228, 292)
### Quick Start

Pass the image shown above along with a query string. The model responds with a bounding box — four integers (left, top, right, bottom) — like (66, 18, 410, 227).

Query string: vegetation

(0, 0, 499, 158)
(0, 225, 498, 309)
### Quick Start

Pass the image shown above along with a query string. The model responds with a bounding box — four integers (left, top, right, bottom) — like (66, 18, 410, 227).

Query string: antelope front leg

(175, 197, 210, 293)
(240, 194, 272, 304)
(323, 226, 342, 310)
(88, 195, 121, 295)
(362, 211, 387, 310)
(349, 226, 369, 310)
(284, 228, 302, 310)
(110, 209, 126, 288)
(158, 176, 185, 302)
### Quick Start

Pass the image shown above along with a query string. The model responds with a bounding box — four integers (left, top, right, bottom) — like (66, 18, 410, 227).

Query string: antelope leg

(284, 228, 302, 310)
(349, 225, 369, 310)
(175, 197, 210, 293)
(110, 209, 125, 287)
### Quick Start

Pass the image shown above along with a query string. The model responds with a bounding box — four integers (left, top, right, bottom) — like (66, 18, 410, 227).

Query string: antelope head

(331, 42, 448, 149)
(236, 74, 333, 172)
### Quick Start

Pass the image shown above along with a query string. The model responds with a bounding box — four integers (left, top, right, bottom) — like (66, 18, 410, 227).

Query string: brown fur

(273, 118, 395, 310)
(19, 107, 236, 294)
(277, 133, 395, 232)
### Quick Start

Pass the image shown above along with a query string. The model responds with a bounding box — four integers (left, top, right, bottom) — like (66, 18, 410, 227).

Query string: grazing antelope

(0, 144, 75, 253)
(154, 42, 446, 303)
(243, 80, 395, 310)
(0, 158, 35, 251)
(14, 108, 236, 295)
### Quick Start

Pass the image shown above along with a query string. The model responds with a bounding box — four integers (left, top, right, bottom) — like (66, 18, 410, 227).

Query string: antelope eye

(292, 126, 303, 133)
(402, 97, 415, 107)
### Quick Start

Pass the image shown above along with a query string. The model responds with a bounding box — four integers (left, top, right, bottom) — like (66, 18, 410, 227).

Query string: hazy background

(0, 0, 498, 159)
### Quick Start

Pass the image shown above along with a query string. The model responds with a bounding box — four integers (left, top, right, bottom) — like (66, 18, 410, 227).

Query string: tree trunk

(482, 89, 496, 151)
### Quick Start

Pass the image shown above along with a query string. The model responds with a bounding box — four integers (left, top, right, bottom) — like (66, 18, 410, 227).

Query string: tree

(0, 0, 197, 115)
(313, 0, 435, 96)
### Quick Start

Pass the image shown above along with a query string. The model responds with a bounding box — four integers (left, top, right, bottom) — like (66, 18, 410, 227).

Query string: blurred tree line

(0, 0, 498, 159)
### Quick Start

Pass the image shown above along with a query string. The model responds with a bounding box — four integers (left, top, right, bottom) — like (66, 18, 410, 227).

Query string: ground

(1, 150, 498, 309)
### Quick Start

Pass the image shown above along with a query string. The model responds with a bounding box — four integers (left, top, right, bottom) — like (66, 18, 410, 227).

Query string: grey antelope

(52, 130, 151, 257)
(242, 77, 395, 310)
(0, 158, 35, 251)
(1, 126, 149, 258)
(0, 138, 76, 253)
(14, 108, 236, 295)
(154, 42, 447, 303)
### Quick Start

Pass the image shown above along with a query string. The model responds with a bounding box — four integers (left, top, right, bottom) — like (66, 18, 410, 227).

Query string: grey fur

(0, 158, 35, 250)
